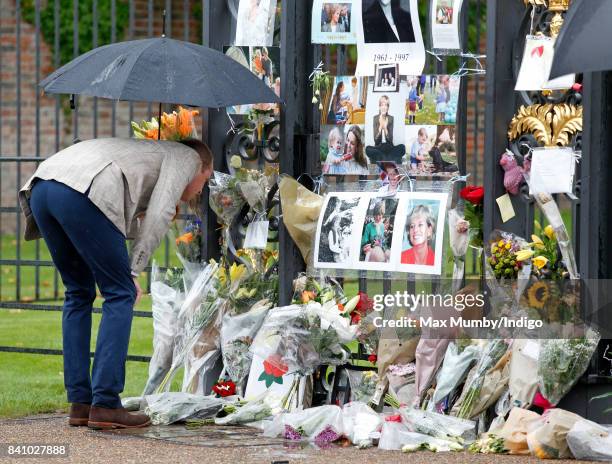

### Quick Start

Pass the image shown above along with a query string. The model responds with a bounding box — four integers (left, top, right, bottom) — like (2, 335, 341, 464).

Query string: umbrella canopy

(39, 37, 281, 108)
(550, 0, 612, 78)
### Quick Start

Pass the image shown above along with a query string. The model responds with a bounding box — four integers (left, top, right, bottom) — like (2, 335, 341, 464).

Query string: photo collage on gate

(320, 72, 460, 178)
(315, 0, 463, 180)
(314, 191, 448, 275)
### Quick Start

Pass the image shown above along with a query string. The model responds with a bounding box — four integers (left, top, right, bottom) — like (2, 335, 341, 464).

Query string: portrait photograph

(315, 193, 365, 268)
(364, 79, 408, 164)
(320, 124, 370, 176)
(224, 46, 281, 115)
(235, 0, 278, 47)
(358, 197, 399, 269)
(326, 76, 368, 125)
(312, 0, 357, 44)
(405, 74, 460, 125)
(403, 125, 458, 175)
(362, 0, 415, 44)
(430, 0, 463, 51)
(355, 0, 425, 76)
(374, 63, 400, 92)
(435, 0, 454, 25)
(394, 192, 448, 275)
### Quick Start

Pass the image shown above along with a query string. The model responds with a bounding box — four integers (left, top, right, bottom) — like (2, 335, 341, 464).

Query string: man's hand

(133, 277, 143, 305)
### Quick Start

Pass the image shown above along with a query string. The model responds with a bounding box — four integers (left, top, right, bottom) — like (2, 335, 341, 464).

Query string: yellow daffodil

(497, 240, 505, 248)
(531, 235, 545, 250)
(229, 263, 247, 283)
(532, 255, 549, 269)
(515, 249, 535, 262)
(505, 242, 512, 250)
(217, 267, 228, 287)
(544, 225, 555, 240)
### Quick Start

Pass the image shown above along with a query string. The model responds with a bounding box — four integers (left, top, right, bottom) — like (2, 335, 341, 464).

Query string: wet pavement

(0, 414, 591, 464)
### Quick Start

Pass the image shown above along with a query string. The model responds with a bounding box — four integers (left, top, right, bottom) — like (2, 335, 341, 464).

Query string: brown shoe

(87, 406, 151, 430)
(68, 403, 91, 427)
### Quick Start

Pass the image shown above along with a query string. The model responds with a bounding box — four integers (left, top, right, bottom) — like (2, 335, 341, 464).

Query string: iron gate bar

(0, 302, 153, 319)
(0, 346, 151, 363)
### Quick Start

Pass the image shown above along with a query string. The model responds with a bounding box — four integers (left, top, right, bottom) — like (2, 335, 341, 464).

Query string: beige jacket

(19, 138, 202, 274)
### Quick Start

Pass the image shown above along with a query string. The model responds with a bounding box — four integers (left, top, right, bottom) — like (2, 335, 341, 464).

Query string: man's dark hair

(180, 139, 213, 171)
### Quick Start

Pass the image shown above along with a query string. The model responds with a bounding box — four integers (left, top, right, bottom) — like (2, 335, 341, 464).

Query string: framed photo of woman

(393, 192, 448, 275)
(374, 63, 400, 93)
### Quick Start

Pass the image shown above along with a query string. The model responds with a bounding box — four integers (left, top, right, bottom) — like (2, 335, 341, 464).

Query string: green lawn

(0, 233, 183, 418)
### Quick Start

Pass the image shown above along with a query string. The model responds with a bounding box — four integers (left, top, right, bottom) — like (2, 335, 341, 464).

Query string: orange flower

(144, 128, 159, 140)
(161, 111, 177, 140)
(175, 232, 194, 245)
(301, 290, 316, 304)
(176, 106, 199, 138)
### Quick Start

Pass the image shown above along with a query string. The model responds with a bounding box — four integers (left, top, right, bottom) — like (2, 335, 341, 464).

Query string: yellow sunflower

(527, 281, 550, 309)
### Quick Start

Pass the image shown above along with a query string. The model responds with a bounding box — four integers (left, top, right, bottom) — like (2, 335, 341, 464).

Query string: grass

(0, 233, 184, 418)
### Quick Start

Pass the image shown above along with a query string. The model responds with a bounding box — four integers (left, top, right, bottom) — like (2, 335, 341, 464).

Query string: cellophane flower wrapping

(142, 263, 185, 396)
(399, 407, 477, 445)
(453, 339, 510, 419)
(430, 341, 481, 408)
(143, 392, 227, 426)
(526, 408, 583, 459)
(347, 370, 379, 403)
(537, 329, 600, 406)
(448, 208, 470, 292)
(214, 391, 278, 426)
(209, 171, 247, 227)
(525, 173, 578, 279)
(485, 230, 533, 310)
(378, 421, 463, 452)
(250, 302, 358, 377)
(263, 405, 344, 444)
(342, 402, 382, 447)
(219, 250, 279, 315)
(155, 263, 221, 393)
(220, 300, 272, 390)
(567, 419, 612, 461)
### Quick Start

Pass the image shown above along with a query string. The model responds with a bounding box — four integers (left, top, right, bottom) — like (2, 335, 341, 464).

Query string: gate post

(483, 0, 526, 236)
(202, 0, 232, 260)
(278, 0, 314, 304)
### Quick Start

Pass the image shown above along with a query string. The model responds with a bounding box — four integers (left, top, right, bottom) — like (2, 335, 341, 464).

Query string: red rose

(350, 312, 361, 324)
(460, 186, 484, 205)
(368, 354, 377, 363)
(212, 380, 236, 397)
(385, 414, 402, 422)
(356, 292, 373, 313)
(263, 354, 288, 378)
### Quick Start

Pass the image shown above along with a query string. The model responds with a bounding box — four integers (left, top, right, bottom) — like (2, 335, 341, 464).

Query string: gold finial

(508, 104, 582, 147)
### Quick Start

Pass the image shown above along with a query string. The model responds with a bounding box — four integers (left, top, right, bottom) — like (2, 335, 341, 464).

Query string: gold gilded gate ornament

(523, 0, 571, 37)
(508, 103, 582, 147)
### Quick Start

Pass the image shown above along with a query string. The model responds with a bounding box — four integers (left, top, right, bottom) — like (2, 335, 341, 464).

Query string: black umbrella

(39, 37, 281, 108)
(549, 0, 612, 78)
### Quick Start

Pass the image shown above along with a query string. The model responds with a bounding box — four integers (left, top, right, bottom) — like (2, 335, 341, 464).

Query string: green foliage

(22, 0, 129, 66)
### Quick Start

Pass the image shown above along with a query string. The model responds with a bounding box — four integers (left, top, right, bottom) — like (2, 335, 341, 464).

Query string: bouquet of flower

(132, 106, 199, 141)
(448, 208, 470, 292)
(251, 302, 358, 378)
(430, 341, 481, 408)
(263, 405, 344, 444)
(214, 391, 278, 426)
(399, 407, 477, 445)
(455, 339, 510, 419)
(223, 249, 279, 315)
(537, 330, 600, 406)
(460, 186, 484, 248)
(143, 392, 226, 426)
(173, 218, 204, 264)
(142, 263, 184, 396)
(208, 171, 247, 227)
(468, 434, 509, 454)
(347, 370, 379, 403)
(220, 299, 272, 390)
(155, 263, 221, 393)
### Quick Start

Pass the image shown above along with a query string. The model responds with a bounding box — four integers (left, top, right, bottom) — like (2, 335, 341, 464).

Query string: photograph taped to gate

(312, 0, 358, 44)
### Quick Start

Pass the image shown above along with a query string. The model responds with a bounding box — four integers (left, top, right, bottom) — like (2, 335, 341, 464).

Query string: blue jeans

(29, 180, 136, 408)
